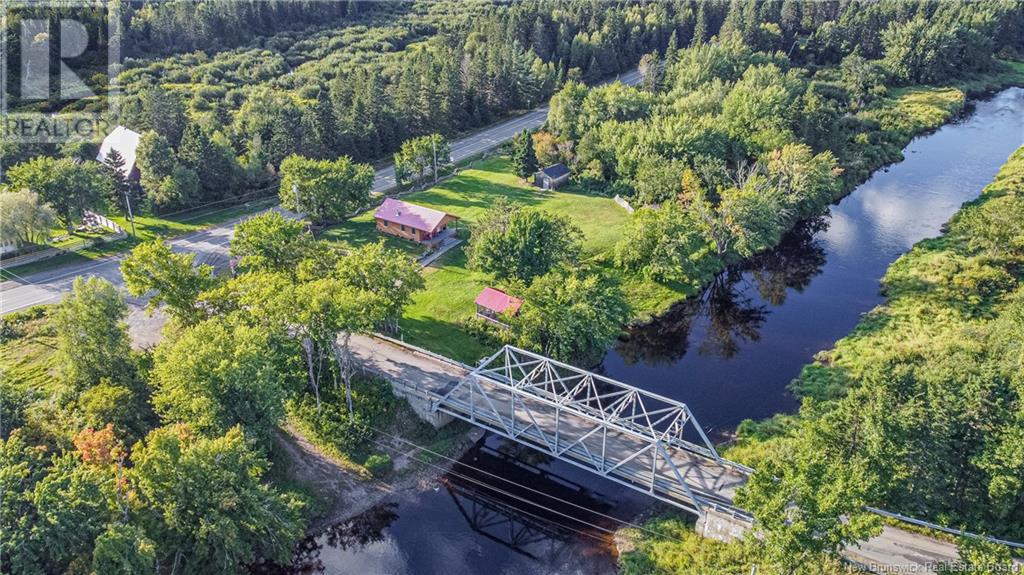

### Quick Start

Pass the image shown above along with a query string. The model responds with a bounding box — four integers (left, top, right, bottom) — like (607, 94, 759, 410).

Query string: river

(274, 87, 1024, 574)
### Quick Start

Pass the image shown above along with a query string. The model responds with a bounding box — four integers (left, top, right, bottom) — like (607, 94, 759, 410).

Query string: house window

(382, 220, 389, 227)
(400, 225, 406, 232)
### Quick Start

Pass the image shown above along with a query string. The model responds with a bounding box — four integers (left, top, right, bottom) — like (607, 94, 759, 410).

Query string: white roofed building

(96, 125, 142, 182)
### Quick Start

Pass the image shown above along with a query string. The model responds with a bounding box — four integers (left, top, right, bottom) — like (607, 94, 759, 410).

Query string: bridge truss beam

(433, 346, 751, 517)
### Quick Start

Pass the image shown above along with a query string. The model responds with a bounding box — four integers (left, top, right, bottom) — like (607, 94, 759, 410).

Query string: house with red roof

(374, 198, 459, 243)
(474, 287, 523, 328)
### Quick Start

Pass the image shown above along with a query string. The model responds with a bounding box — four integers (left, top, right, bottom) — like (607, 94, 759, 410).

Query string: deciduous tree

(512, 268, 629, 365)
(468, 201, 582, 284)
(0, 189, 55, 248)
(5, 157, 108, 232)
(151, 319, 291, 448)
(230, 211, 312, 275)
(393, 134, 450, 185)
(51, 277, 135, 393)
(333, 241, 424, 333)
(278, 154, 373, 225)
(121, 240, 217, 326)
(129, 425, 305, 572)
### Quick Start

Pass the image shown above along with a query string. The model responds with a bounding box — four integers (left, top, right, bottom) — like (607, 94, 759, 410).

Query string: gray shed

(533, 163, 570, 190)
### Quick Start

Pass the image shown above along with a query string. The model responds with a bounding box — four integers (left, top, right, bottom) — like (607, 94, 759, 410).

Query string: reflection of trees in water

(616, 217, 827, 365)
(321, 503, 400, 551)
(493, 437, 555, 467)
(256, 503, 400, 574)
(747, 217, 828, 306)
(695, 271, 768, 359)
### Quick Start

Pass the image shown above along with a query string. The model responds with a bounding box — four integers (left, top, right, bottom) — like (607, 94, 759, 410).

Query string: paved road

(0, 212, 242, 314)
(371, 67, 641, 192)
(0, 69, 642, 315)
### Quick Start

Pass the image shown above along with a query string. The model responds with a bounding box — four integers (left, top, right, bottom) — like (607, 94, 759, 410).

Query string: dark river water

(275, 88, 1024, 574)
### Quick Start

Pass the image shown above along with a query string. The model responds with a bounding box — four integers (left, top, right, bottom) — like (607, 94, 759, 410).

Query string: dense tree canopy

(468, 199, 583, 284)
(512, 267, 630, 365)
(151, 320, 293, 449)
(230, 212, 313, 275)
(4, 157, 108, 231)
(278, 155, 374, 225)
(129, 425, 305, 572)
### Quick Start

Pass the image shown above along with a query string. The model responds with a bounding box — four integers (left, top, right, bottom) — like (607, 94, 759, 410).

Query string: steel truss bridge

(432, 345, 753, 519)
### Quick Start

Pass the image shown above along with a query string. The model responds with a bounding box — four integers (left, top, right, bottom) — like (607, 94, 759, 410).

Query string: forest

(2, 1, 1024, 574)
(2, 0, 685, 222)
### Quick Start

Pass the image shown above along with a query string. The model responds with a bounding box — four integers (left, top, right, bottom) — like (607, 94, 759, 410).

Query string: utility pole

(123, 188, 136, 238)
(293, 182, 301, 213)
(432, 136, 438, 184)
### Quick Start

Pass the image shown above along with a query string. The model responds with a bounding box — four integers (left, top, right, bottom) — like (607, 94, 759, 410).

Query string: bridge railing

(432, 345, 752, 517)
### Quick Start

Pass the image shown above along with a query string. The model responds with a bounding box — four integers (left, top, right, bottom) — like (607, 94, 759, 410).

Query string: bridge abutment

(389, 380, 453, 428)
(696, 509, 753, 543)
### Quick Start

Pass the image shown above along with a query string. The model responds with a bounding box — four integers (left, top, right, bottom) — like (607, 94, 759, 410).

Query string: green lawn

(325, 156, 629, 257)
(321, 155, 684, 362)
(0, 308, 60, 395)
(396, 247, 494, 364)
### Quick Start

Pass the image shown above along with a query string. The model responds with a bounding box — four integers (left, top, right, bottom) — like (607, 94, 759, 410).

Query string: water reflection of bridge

(444, 443, 617, 560)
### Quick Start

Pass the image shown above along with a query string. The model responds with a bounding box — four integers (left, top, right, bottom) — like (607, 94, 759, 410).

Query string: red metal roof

(374, 198, 456, 233)
(475, 287, 523, 315)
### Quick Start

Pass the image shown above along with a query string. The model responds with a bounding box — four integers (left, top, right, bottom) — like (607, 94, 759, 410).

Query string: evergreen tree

(511, 129, 538, 180)
(140, 86, 187, 148)
(692, 5, 709, 47)
(663, 30, 679, 89)
(101, 148, 132, 214)
(177, 123, 219, 201)
(308, 89, 338, 159)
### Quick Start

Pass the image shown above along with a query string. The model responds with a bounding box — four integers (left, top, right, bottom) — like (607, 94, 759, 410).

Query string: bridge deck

(436, 369, 749, 515)
(349, 335, 749, 516)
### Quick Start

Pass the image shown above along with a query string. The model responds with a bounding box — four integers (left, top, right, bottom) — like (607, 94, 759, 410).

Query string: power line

(362, 432, 627, 546)
(359, 422, 692, 547)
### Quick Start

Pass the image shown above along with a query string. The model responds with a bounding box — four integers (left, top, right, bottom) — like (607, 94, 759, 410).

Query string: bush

(363, 453, 392, 478)
(286, 377, 398, 461)
(0, 305, 48, 343)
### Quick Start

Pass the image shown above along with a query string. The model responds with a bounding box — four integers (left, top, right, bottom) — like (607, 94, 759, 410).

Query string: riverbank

(312, 61, 1024, 367)
(275, 422, 487, 535)
(618, 129, 1024, 570)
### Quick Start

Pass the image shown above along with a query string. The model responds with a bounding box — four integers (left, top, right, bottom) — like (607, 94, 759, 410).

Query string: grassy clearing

(0, 306, 59, 395)
(322, 156, 639, 362)
(871, 85, 967, 136)
(397, 248, 494, 364)
(866, 59, 1024, 141)
(326, 156, 629, 257)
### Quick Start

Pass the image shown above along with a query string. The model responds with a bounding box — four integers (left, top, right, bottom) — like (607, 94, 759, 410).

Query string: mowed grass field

(322, 155, 651, 363)
(319, 154, 688, 360)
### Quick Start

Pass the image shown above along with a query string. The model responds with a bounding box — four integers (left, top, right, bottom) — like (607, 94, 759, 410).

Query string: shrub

(363, 453, 392, 478)
(286, 377, 398, 461)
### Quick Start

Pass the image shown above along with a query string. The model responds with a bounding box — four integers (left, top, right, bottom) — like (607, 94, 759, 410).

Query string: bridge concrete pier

(696, 508, 753, 543)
